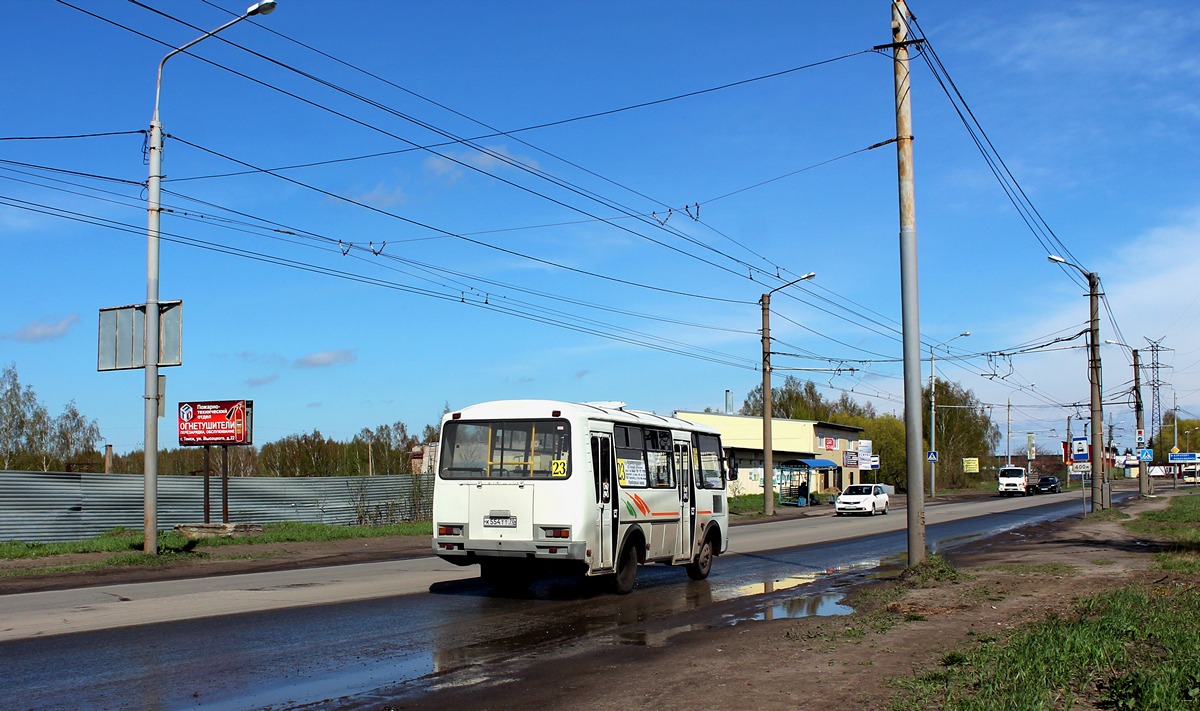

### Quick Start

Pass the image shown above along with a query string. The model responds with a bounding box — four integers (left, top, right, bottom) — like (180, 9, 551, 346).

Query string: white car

(835, 484, 889, 516)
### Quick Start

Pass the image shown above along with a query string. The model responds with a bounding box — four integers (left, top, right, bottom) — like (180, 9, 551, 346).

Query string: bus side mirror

(726, 458, 739, 481)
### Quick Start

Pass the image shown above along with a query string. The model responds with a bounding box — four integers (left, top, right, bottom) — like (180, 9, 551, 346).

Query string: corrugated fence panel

(0, 471, 84, 543)
(0, 471, 434, 543)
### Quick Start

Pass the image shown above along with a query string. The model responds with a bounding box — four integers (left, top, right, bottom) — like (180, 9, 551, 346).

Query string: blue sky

(2, 1, 1198, 456)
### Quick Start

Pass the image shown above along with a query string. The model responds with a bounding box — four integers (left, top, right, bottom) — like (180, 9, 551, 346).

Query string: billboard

(178, 400, 254, 446)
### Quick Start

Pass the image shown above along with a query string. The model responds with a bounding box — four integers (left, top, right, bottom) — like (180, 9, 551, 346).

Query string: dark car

(1035, 476, 1061, 494)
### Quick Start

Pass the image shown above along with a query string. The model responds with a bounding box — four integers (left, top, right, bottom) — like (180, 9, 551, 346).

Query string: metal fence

(0, 470, 433, 543)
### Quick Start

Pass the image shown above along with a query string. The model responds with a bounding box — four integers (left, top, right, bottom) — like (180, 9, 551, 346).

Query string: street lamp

(1048, 254, 1105, 510)
(929, 331, 969, 498)
(1105, 339, 1148, 496)
(760, 271, 816, 517)
(142, 0, 278, 555)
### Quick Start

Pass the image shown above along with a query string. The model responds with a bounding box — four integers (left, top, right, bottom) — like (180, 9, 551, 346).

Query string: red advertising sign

(178, 400, 254, 446)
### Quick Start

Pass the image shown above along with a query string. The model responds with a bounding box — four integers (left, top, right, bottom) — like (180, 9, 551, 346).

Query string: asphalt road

(0, 491, 1098, 709)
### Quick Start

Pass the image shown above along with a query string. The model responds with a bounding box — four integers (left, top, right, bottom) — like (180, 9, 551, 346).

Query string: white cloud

(423, 144, 542, 184)
(247, 374, 280, 387)
(351, 183, 406, 208)
(972, 5, 1200, 80)
(4, 314, 78, 342)
(294, 350, 356, 368)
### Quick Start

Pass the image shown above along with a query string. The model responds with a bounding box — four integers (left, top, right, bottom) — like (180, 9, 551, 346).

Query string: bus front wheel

(613, 543, 639, 594)
(686, 536, 714, 581)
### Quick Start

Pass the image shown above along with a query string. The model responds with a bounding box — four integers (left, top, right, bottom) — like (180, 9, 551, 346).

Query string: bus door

(674, 441, 694, 562)
(590, 433, 617, 570)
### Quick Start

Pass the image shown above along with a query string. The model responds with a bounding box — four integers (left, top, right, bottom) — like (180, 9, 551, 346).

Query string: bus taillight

(438, 524, 463, 536)
(542, 527, 571, 539)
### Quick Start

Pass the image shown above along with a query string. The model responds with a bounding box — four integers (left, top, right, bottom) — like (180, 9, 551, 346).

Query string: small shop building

(674, 411, 866, 500)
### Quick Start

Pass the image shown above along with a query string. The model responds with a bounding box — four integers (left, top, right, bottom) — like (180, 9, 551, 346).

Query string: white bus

(432, 400, 736, 594)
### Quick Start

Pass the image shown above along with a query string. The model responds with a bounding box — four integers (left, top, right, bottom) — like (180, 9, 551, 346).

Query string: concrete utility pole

(760, 272, 815, 517)
(1133, 349, 1148, 496)
(141, 0, 278, 553)
(888, 0, 926, 566)
(1087, 271, 1105, 509)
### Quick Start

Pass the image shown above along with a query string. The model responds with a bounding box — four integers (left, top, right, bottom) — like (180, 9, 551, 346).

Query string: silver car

(835, 484, 890, 516)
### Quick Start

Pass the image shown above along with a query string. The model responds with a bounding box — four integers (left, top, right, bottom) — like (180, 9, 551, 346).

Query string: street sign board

(1168, 452, 1198, 463)
(926, 451, 939, 463)
(1138, 448, 1153, 462)
(1136, 429, 1145, 445)
(1071, 462, 1092, 473)
(1071, 436, 1089, 462)
(870, 454, 880, 470)
(98, 301, 183, 371)
(178, 399, 254, 446)
(963, 457, 979, 473)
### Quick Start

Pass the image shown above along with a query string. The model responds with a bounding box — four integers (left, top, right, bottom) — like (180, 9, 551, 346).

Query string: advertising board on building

(178, 400, 254, 446)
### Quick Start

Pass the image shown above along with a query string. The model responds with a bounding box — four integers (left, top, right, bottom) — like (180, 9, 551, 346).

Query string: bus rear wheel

(613, 543, 639, 594)
(686, 536, 714, 581)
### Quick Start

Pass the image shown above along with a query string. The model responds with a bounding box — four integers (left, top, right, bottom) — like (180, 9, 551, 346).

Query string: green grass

(899, 554, 964, 587)
(891, 584, 1200, 710)
(729, 493, 771, 518)
(890, 490, 1200, 710)
(1124, 491, 1200, 543)
(0, 520, 432, 561)
(1084, 507, 1131, 523)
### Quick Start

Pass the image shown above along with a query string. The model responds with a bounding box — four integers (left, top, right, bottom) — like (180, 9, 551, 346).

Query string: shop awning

(796, 458, 839, 469)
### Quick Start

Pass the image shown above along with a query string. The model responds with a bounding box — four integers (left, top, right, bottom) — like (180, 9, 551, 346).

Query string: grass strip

(891, 491, 1200, 710)
(892, 584, 1200, 710)
(0, 520, 432, 561)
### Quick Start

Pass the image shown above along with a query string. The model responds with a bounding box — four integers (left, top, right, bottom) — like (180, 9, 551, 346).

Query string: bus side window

(591, 435, 612, 503)
(644, 428, 673, 488)
(694, 434, 725, 489)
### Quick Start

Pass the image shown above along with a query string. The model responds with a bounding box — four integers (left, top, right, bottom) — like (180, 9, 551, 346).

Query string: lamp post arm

(154, 13, 254, 120)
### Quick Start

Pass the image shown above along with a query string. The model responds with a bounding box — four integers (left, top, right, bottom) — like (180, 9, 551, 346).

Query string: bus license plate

(483, 516, 517, 528)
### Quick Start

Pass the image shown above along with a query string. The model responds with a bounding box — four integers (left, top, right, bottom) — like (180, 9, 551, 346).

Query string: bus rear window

(440, 419, 571, 480)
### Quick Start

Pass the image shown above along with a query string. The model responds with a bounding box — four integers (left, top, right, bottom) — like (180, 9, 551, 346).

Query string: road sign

(1138, 448, 1153, 462)
(1071, 462, 1092, 473)
(926, 451, 939, 463)
(1136, 429, 1145, 445)
(1168, 452, 1197, 463)
(1071, 436, 1089, 462)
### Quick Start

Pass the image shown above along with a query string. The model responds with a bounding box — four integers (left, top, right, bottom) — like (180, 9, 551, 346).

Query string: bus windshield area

(440, 419, 571, 479)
